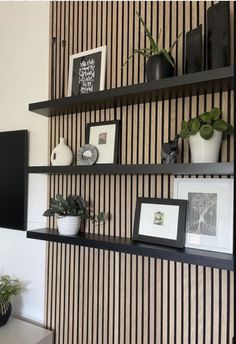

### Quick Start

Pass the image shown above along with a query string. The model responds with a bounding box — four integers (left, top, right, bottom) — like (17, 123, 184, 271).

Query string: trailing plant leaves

(179, 107, 233, 141)
(180, 128, 190, 139)
(43, 209, 54, 217)
(200, 124, 214, 140)
(210, 107, 221, 121)
(213, 119, 228, 131)
(55, 194, 68, 207)
(190, 119, 201, 134)
(200, 112, 212, 123)
(181, 120, 188, 130)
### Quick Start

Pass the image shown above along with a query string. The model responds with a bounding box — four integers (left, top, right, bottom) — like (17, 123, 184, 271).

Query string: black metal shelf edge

(27, 228, 234, 271)
(29, 66, 234, 116)
(28, 162, 234, 175)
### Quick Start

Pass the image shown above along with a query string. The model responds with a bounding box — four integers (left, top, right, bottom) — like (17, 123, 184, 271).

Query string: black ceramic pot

(0, 303, 12, 327)
(146, 54, 174, 81)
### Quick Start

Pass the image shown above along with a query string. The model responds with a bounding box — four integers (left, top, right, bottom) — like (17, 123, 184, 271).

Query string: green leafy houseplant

(179, 107, 234, 140)
(0, 274, 22, 315)
(124, 11, 182, 68)
(43, 194, 105, 226)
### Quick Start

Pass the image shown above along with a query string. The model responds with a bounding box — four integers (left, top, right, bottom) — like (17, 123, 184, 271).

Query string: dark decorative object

(133, 197, 187, 248)
(0, 130, 28, 230)
(185, 25, 202, 74)
(0, 303, 11, 327)
(146, 54, 174, 81)
(207, 2, 230, 70)
(161, 134, 180, 164)
(77, 144, 98, 166)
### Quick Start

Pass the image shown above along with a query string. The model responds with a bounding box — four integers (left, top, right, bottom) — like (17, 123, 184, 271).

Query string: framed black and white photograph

(67, 46, 106, 96)
(173, 178, 233, 253)
(133, 198, 187, 248)
(86, 120, 120, 164)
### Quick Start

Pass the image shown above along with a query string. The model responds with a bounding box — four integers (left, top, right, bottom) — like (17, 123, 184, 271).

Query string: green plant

(43, 194, 106, 225)
(123, 11, 182, 67)
(179, 107, 234, 140)
(0, 275, 22, 314)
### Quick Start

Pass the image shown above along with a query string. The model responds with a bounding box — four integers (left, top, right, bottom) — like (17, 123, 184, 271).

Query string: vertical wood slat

(46, 2, 234, 344)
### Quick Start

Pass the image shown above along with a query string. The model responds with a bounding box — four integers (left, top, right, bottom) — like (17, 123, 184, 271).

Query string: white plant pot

(51, 138, 73, 166)
(189, 130, 222, 163)
(57, 216, 81, 236)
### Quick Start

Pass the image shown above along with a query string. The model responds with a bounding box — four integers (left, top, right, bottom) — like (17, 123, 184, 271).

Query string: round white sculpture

(57, 216, 81, 235)
(51, 138, 73, 166)
(189, 130, 222, 163)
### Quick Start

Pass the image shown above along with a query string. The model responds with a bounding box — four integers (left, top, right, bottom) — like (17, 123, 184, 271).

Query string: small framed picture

(133, 198, 188, 248)
(67, 46, 106, 96)
(173, 178, 233, 253)
(86, 120, 120, 164)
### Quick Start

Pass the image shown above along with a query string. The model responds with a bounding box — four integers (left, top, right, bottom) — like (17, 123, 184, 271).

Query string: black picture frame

(86, 120, 120, 164)
(133, 198, 187, 248)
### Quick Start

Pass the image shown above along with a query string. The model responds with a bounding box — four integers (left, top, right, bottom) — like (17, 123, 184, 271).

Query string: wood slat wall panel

(46, 2, 234, 343)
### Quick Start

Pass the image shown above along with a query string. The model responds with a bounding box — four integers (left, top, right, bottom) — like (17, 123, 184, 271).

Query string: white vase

(57, 216, 81, 235)
(189, 130, 222, 163)
(51, 138, 73, 166)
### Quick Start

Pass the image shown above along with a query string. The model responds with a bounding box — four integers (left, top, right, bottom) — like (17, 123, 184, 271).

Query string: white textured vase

(57, 216, 81, 235)
(189, 130, 222, 163)
(51, 138, 73, 166)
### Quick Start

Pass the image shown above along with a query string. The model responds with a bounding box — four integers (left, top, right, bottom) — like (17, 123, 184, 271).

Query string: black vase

(0, 303, 12, 327)
(146, 54, 174, 82)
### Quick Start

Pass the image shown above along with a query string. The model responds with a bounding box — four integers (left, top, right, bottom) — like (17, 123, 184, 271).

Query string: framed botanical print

(133, 198, 187, 248)
(86, 120, 120, 164)
(173, 178, 233, 253)
(67, 46, 106, 96)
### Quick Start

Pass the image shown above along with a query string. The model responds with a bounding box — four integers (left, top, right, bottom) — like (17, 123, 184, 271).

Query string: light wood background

(46, 2, 234, 343)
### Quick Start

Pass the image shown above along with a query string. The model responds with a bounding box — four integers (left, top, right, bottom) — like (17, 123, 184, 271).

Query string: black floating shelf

(29, 66, 234, 116)
(27, 228, 234, 271)
(27, 162, 234, 176)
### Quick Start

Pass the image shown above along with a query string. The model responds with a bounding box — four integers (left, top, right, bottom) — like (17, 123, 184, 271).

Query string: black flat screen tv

(0, 130, 28, 230)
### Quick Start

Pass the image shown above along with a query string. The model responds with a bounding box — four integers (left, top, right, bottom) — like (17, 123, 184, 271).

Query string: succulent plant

(123, 11, 182, 68)
(179, 107, 234, 140)
(43, 194, 105, 225)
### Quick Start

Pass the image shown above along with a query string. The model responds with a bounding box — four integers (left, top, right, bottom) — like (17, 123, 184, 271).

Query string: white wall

(0, 2, 49, 324)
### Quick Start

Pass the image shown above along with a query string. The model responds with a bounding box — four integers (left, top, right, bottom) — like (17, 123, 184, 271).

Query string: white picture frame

(173, 178, 233, 253)
(67, 46, 106, 96)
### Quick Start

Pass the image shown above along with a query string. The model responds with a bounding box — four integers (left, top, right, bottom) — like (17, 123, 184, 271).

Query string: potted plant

(0, 274, 22, 327)
(179, 107, 234, 163)
(123, 11, 182, 81)
(43, 194, 105, 235)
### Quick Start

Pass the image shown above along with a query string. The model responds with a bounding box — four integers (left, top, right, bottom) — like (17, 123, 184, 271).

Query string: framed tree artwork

(173, 178, 233, 253)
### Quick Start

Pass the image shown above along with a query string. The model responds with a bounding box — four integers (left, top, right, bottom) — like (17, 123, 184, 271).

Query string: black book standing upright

(185, 25, 203, 74)
(207, 1, 230, 70)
